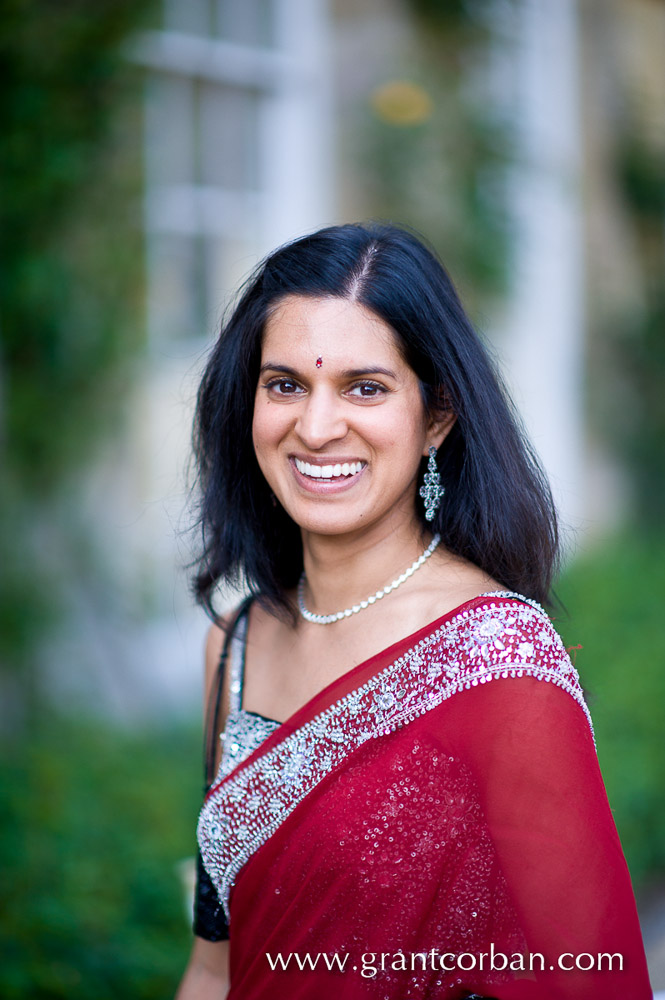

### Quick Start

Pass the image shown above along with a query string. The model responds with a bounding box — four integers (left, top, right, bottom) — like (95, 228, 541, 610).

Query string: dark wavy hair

(192, 222, 559, 620)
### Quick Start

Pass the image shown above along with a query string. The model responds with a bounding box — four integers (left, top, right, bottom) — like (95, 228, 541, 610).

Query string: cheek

(371, 406, 428, 460)
(251, 398, 269, 461)
(252, 399, 286, 470)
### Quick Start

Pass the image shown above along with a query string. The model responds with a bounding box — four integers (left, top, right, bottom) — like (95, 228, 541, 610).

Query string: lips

(294, 458, 365, 480)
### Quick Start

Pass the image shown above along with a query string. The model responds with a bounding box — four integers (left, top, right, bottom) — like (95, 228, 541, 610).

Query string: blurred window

(199, 82, 260, 191)
(214, 0, 274, 47)
(163, 0, 212, 37)
(133, 0, 330, 349)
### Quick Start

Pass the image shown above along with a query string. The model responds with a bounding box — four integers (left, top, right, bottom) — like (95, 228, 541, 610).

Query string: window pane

(163, 0, 212, 36)
(199, 83, 260, 190)
(149, 235, 207, 342)
(214, 0, 274, 47)
(145, 75, 196, 186)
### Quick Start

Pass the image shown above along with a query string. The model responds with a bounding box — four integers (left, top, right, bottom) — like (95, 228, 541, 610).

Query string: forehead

(262, 295, 407, 367)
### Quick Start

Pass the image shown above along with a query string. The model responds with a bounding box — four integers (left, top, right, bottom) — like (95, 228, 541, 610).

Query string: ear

(424, 389, 457, 454)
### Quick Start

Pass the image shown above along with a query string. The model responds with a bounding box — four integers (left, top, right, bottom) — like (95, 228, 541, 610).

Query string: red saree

(197, 594, 652, 998)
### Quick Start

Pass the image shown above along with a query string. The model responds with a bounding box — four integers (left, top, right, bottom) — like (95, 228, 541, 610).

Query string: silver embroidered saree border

(197, 593, 591, 920)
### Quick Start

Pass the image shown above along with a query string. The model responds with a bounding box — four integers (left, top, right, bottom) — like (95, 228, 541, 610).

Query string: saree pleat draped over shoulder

(197, 594, 651, 999)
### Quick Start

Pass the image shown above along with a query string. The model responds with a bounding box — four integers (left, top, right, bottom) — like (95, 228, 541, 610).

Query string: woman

(177, 223, 651, 999)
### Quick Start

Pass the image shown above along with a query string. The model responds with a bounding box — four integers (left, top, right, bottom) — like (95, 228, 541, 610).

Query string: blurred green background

(1, 0, 664, 996)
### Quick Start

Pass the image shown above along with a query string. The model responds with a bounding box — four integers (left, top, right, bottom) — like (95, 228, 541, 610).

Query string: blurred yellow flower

(369, 80, 433, 126)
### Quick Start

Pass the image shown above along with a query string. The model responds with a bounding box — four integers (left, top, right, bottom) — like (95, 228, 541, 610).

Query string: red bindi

(316, 356, 323, 368)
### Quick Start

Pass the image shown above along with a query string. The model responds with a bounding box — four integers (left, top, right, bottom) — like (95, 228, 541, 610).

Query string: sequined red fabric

(198, 595, 651, 998)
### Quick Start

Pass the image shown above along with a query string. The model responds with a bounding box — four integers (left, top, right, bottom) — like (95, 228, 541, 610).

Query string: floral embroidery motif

(219, 710, 280, 779)
(197, 594, 592, 920)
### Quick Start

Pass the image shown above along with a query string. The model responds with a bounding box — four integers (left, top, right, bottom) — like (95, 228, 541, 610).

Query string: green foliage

(0, 0, 154, 493)
(408, 0, 496, 33)
(614, 295, 665, 527)
(360, 2, 512, 315)
(555, 534, 665, 885)
(364, 105, 510, 305)
(0, 0, 156, 698)
(618, 136, 665, 221)
(609, 136, 665, 527)
(0, 518, 58, 720)
(0, 716, 201, 999)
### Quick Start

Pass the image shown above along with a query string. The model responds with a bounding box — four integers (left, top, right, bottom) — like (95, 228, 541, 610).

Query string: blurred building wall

(494, 0, 585, 551)
(49, 0, 664, 719)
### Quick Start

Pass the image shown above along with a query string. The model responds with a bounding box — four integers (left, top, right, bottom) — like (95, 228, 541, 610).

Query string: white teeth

(295, 458, 365, 480)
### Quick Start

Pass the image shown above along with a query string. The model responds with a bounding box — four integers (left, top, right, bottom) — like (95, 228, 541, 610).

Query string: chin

(284, 507, 364, 537)
(294, 519, 358, 538)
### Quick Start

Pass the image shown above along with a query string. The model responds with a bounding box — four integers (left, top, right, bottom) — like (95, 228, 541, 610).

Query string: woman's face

(252, 295, 453, 540)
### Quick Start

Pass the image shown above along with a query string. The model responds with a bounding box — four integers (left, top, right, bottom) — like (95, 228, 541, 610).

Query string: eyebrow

(259, 362, 398, 379)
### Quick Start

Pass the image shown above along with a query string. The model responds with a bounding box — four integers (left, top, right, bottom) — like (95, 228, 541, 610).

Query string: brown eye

(266, 378, 302, 395)
(349, 381, 386, 398)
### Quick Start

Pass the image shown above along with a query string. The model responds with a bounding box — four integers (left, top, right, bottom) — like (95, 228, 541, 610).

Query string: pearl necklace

(297, 534, 441, 625)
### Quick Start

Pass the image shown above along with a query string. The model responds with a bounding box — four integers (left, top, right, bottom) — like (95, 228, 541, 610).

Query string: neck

(300, 513, 432, 617)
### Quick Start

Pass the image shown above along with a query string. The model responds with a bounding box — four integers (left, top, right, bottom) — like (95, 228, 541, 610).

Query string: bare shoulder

(202, 605, 247, 706)
(421, 547, 507, 620)
(204, 620, 226, 688)
(203, 619, 228, 701)
(201, 606, 248, 768)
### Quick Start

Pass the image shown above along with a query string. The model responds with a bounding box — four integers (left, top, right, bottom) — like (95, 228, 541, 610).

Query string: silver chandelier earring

(419, 446, 444, 521)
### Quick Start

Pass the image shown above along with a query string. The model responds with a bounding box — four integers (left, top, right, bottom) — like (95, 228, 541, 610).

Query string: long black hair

(192, 222, 559, 619)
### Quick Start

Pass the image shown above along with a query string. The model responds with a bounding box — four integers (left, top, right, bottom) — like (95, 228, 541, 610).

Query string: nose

(295, 386, 348, 449)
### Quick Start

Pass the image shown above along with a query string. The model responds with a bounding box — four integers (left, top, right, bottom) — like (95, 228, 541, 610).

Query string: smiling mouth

(294, 458, 365, 480)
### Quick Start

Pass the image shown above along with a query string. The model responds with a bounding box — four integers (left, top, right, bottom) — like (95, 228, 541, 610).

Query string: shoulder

(439, 592, 569, 669)
(205, 620, 226, 666)
(422, 592, 593, 735)
(201, 623, 226, 722)
(202, 602, 248, 701)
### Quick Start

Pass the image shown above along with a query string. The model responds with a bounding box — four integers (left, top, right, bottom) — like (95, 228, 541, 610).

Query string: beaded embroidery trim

(219, 710, 280, 779)
(197, 594, 592, 920)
